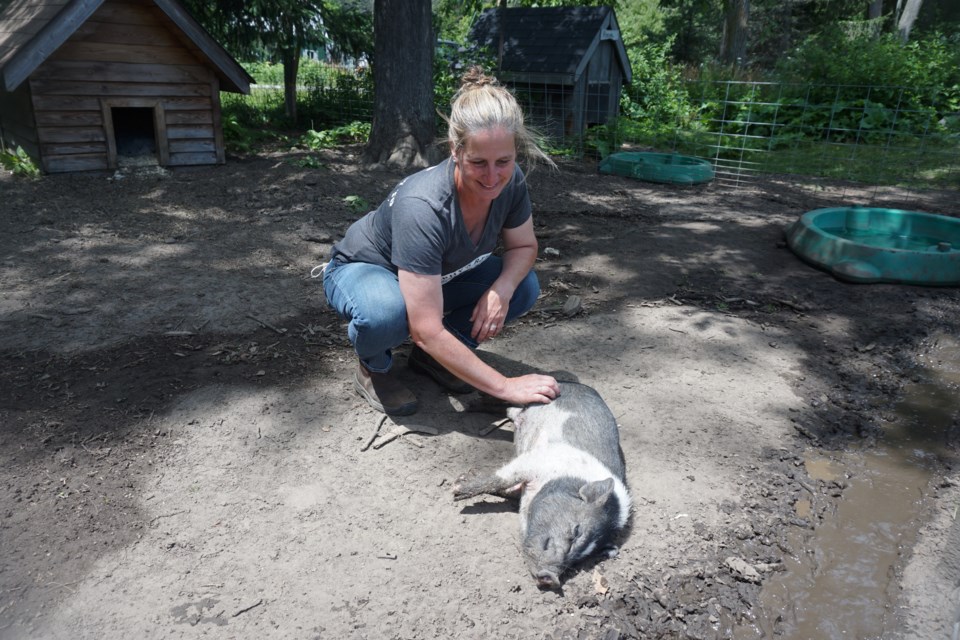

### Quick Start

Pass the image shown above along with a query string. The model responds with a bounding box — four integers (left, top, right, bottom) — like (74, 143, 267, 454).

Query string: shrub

(0, 145, 40, 177)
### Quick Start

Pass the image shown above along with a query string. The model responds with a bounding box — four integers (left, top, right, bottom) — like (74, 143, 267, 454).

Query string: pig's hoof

(452, 470, 480, 500)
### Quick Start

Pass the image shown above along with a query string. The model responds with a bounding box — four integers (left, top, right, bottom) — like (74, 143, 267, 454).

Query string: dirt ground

(1, 145, 959, 640)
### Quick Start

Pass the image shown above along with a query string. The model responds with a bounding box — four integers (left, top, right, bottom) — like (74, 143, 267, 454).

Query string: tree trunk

(363, 0, 440, 170)
(719, 0, 749, 67)
(282, 46, 301, 122)
(896, 0, 923, 41)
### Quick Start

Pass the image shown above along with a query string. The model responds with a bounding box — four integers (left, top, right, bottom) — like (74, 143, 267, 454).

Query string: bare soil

(1, 146, 958, 640)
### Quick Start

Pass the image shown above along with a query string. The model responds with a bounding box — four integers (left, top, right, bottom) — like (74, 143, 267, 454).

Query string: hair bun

(460, 65, 499, 89)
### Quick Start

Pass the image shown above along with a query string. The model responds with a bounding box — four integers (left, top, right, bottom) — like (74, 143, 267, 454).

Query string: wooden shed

(0, 0, 252, 173)
(470, 6, 632, 141)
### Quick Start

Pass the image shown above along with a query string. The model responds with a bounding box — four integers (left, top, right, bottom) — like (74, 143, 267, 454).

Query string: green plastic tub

(599, 152, 715, 185)
(784, 207, 960, 286)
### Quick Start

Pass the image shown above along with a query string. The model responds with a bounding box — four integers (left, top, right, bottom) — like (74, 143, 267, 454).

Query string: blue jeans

(323, 256, 540, 372)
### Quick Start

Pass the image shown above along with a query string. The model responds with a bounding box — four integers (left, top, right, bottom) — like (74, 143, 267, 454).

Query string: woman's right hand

(496, 374, 560, 405)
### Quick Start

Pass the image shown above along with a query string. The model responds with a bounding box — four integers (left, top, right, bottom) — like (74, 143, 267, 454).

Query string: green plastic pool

(599, 152, 715, 185)
(784, 207, 960, 285)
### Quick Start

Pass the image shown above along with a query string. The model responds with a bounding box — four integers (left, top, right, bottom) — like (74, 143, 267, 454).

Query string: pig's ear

(580, 478, 614, 504)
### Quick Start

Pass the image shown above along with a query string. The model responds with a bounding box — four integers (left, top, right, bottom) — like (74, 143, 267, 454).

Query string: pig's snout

(535, 570, 561, 590)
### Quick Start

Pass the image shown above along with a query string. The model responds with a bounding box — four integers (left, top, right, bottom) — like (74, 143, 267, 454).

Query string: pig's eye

(542, 537, 551, 551)
(573, 525, 581, 538)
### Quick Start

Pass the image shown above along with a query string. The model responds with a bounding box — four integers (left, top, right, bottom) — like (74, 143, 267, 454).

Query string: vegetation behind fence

(223, 56, 959, 192)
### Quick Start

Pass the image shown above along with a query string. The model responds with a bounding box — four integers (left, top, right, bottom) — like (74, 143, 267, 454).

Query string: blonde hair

(445, 66, 555, 170)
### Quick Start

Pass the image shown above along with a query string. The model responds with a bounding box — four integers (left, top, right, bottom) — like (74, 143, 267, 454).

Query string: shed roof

(470, 6, 632, 84)
(0, 0, 252, 93)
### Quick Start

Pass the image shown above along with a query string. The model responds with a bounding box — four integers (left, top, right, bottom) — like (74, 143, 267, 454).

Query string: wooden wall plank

(30, 79, 211, 97)
(89, 2, 159, 26)
(32, 95, 101, 110)
(168, 139, 215, 153)
(74, 20, 182, 48)
(52, 40, 200, 65)
(41, 141, 108, 156)
(34, 111, 103, 126)
(44, 154, 109, 173)
(161, 97, 212, 110)
(36, 59, 213, 84)
(37, 126, 106, 143)
(166, 125, 213, 140)
(165, 110, 212, 125)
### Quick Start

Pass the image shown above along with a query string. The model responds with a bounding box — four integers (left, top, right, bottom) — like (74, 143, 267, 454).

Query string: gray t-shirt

(330, 158, 531, 283)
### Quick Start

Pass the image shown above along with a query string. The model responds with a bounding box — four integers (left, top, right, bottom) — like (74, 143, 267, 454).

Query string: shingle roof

(470, 6, 631, 82)
(0, 0, 252, 92)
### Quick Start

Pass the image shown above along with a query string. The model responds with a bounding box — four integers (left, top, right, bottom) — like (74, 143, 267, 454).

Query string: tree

(718, 0, 749, 65)
(182, 0, 326, 122)
(362, 0, 439, 169)
(896, 0, 924, 41)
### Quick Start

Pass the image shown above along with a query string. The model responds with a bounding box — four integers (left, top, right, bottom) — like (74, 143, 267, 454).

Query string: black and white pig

(453, 382, 631, 589)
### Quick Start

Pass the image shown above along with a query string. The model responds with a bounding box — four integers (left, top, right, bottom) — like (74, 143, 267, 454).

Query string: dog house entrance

(111, 107, 158, 167)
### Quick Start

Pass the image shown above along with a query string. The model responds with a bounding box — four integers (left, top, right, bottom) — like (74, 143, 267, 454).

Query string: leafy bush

(621, 38, 693, 128)
(777, 28, 960, 91)
(0, 145, 40, 177)
(300, 121, 371, 150)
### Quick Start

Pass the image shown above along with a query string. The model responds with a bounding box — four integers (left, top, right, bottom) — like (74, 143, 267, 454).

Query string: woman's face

(455, 127, 516, 205)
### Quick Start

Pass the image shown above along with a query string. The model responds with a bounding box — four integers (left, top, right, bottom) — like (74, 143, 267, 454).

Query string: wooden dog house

(470, 6, 632, 141)
(0, 0, 252, 173)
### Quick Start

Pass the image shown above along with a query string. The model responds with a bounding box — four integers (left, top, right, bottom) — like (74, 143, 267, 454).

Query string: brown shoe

(408, 346, 474, 394)
(354, 362, 418, 415)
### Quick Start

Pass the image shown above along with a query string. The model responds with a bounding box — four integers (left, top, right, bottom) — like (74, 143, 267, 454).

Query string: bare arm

(469, 217, 538, 343)
(399, 268, 558, 405)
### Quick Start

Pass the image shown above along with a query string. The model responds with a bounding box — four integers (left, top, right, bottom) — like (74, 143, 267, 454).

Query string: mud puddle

(738, 333, 960, 639)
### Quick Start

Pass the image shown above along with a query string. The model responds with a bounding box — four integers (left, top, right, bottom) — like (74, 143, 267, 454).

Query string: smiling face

(453, 127, 517, 207)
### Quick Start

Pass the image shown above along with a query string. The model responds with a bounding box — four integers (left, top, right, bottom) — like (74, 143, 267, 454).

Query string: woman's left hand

(470, 288, 508, 343)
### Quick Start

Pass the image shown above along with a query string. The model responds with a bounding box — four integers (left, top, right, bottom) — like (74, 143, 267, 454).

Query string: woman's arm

(400, 268, 558, 405)
(468, 217, 538, 343)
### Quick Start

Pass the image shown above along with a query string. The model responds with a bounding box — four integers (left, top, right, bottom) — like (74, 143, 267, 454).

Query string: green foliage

(300, 121, 371, 150)
(622, 38, 693, 126)
(0, 145, 40, 178)
(301, 69, 374, 129)
(777, 28, 960, 91)
(221, 113, 258, 154)
(295, 155, 327, 169)
(320, 0, 374, 65)
(244, 58, 358, 87)
(343, 194, 370, 213)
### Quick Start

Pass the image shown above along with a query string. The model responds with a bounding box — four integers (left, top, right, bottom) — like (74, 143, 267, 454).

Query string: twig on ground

(773, 298, 809, 312)
(246, 313, 286, 335)
(361, 415, 389, 451)
(232, 599, 263, 617)
(793, 423, 818, 440)
(149, 510, 187, 525)
(797, 479, 817, 496)
(372, 424, 439, 450)
(480, 418, 511, 437)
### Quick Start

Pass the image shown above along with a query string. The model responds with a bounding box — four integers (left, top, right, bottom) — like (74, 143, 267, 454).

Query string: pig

(453, 382, 631, 589)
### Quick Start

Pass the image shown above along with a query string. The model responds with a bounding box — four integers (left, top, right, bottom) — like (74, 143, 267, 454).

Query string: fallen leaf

(592, 569, 609, 595)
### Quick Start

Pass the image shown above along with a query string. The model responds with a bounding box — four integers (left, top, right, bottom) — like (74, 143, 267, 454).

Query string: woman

(323, 67, 560, 415)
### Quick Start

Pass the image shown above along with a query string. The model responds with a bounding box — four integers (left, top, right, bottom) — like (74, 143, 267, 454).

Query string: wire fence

(629, 80, 958, 193)
(225, 70, 959, 195)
